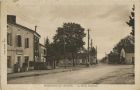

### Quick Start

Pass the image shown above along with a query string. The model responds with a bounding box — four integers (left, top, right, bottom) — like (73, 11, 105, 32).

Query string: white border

(1, 0, 140, 90)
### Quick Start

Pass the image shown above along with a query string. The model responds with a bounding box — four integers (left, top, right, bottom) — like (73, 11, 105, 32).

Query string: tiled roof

(8, 22, 41, 37)
(39, 43, 46, 48)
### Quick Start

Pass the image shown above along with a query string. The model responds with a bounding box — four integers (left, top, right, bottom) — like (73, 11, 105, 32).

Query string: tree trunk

(53, 59, 56, 69)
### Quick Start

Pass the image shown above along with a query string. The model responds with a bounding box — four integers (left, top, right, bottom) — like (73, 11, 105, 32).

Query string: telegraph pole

(63, 30, 66, 69)
(91, 39, 93, 48)
(96, 46, 98, 64)
(87, 29, 90, 66)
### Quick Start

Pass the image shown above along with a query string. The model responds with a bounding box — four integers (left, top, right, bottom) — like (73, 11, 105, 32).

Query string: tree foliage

(126, 5, 135, 36)
(53, 23, 86, 54)
(113, 35, 134, 53)
(53, 22, 86, 66)
(90, 47, 96, 56)
(45, 37, 50, 49)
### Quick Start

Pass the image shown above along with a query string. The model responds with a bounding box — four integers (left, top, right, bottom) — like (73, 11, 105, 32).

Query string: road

(8, 64, 134, 84)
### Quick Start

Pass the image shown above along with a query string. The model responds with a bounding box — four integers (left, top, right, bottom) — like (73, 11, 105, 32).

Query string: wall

(39, 44, 46, 62)
(125, 53, 134, 64)
(7, 23, 34, 73)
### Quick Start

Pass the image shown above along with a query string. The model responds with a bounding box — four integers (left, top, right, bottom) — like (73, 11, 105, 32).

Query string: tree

(113, 35, 134, 54)
(45, 37, 50, 49)
(126, 5, 135, 36)
(45, 38, 58, 69)
(90, 47, 96, 56)
(53, 22, 86, 66)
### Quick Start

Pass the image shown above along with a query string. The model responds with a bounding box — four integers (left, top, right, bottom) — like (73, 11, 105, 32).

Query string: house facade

(7, 15, 40, 73)
(120, 46, 134, 64)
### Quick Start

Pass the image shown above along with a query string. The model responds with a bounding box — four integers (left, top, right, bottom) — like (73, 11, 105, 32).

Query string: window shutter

(25, 38, 29, 48)
(27, 38, 29, 48)
(16, 35, 19, 47)
(17, 35, 22, 47)
(25, 38, 26, 48)
(7, 33, 9, 45)
(10, 33, 12, 46)
(16, 35, 18, 47)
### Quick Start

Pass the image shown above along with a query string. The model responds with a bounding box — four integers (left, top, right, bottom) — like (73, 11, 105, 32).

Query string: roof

(8, 23, 41, 37)
(39, 43, 46, 48)
(77, 53, 87, 58)
(123, 45, 134, 53)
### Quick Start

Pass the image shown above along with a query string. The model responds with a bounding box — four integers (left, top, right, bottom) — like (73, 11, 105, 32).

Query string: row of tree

(113, 5, 135, 54)
(45, 23, 87, 67)
(101, 5, 135, 64)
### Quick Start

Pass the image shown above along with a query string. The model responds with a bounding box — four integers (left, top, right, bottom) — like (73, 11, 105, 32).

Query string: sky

(6, 0, 134, 59)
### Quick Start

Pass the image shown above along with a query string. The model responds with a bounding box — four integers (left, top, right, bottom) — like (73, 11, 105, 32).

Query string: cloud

(7, 0, 133, 59)
(98, 5, 131, 22)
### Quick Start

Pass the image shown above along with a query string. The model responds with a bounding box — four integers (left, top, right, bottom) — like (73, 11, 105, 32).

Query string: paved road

(8, 64, 133, 84)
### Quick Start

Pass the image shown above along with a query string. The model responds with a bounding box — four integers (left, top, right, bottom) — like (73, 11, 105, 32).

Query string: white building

(120, 46, 134, 64)
(7, 15, 40, 73)
(39, 43, 46, 62)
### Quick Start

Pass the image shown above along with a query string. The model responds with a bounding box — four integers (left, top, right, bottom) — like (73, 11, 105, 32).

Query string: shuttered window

(25, 38, 29, 48)
(7, 33, 12, 46)
(7, 56, 12, 68)
(16, 35, 22, 47)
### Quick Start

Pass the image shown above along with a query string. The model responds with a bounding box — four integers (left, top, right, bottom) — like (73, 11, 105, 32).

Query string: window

(25, 38, 29, 48)
(7, 33, 12, 46)
(17, 56, 22, 65)
(24, 56, 29, 63)
(7, 56, 12, 68)
(17, 56, 21, 62)
(16, 35, 22, 47)
(44, 50, 46, 54)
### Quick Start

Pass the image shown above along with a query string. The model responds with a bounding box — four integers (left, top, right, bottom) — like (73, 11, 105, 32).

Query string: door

(24, 56, 29, 71)
(17, 56, 22, 68)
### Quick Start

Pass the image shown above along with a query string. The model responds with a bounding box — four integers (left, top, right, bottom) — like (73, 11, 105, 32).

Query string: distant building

(76, 53, 87, 65)
(39, 43, 46, 62)
(76, 46, 97, 65)
(7, 15, 40, 73)
(120, 46, 134, 64)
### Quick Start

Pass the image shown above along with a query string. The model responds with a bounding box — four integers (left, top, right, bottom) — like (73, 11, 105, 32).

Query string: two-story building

(7, 15, 40, 73)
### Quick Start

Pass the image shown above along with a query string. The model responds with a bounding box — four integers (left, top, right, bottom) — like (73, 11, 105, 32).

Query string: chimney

(7, 15, 16, 24)
(35, 25, 37, 32)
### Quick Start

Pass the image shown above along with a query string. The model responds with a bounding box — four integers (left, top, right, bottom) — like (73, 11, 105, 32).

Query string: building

(120, 45, 134, 64)
(7, 15, 40, 73)
(39, 43, 46, 62)
(33, 43, 47, 70)
(76, 53, 87, 65)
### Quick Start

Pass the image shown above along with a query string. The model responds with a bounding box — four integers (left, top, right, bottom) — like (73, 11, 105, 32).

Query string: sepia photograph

(1, 1, 140, 89)
(5, 0, 136, 84)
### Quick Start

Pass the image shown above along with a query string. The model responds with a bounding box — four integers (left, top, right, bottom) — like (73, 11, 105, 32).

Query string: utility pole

(63, 30, 66, 69)
(91, 39, 93, 48)
(96, 46, 98, 64)
(90, 39, 93, 65)
(87, 29, 90, 66)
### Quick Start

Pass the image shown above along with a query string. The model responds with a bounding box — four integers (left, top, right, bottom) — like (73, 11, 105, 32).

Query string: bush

(34, 62, 48, 70)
